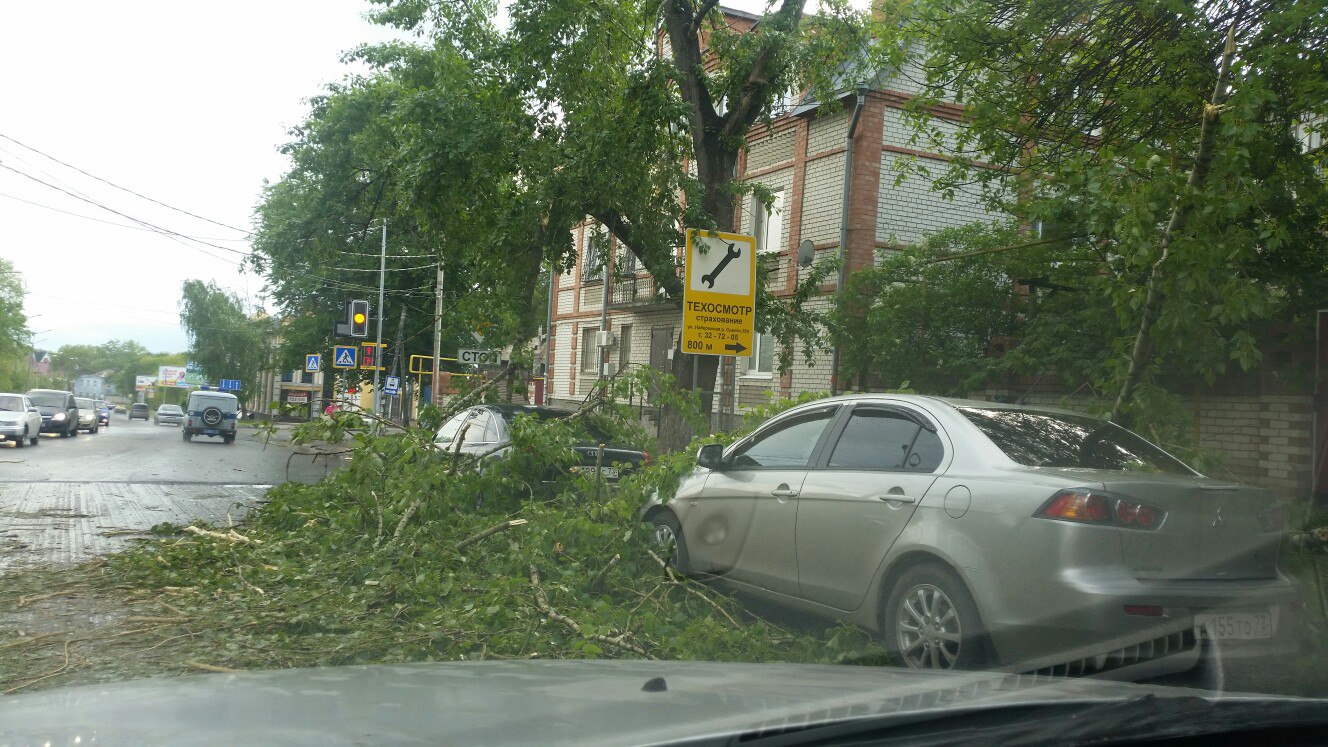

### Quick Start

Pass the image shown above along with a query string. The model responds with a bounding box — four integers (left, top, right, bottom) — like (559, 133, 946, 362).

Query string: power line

(0, 132, 252, 236)
(327, 263, 438, 273)
(0, 190, 252, 241)
(0, 162, 248, 265)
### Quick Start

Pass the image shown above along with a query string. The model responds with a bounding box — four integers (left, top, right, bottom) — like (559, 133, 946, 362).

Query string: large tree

(885, 0, 1328, 425)
(0, 258, 29, 391)
(365, 0, 867, 446)
(178, 280, 272, 406)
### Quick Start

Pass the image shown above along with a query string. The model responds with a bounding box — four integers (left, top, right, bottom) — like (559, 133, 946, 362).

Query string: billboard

(135, 375, 155, 391)
(184, 360, 207, 387)
(158, 366, 188, 388)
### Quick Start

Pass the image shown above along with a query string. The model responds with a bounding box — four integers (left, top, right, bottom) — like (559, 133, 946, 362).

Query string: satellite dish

(798, 239, 815, 268)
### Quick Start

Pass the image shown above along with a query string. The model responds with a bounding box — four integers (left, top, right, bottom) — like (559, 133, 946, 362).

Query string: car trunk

(1036, 469, 1282, 581)
(571, 444, 647, 479)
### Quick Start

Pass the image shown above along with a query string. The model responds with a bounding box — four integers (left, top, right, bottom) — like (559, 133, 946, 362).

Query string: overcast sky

(0, 0, 814, 356)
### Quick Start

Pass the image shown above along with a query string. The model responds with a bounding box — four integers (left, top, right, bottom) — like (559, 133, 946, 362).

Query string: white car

(0, 392, 43, 447)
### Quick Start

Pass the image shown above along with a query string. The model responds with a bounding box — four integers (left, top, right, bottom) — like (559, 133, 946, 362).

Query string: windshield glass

(26, 392, 67, 408)
(959, 407, 1196, 475)
(75, 398, 94, 409)
(0, 395, 24, 412)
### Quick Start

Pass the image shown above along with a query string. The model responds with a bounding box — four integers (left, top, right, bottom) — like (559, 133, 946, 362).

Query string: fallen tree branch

(3, 640, 75, 694)
(123, 616, 192, 624)
(529, 564, 649, 657)
(1289, 526, 1328, 550)
(455, 519, 528, 552)
(183, 660, 241, 674)
(646, 549, 743, 630)
(590, 554, 621, 593)
(18, 586, 87, 607)
(182, 526, 262, 546)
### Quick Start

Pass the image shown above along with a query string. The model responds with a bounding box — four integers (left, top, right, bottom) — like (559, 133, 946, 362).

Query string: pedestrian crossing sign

(333, 345, 358, 369)
(305, 354, 321, 373)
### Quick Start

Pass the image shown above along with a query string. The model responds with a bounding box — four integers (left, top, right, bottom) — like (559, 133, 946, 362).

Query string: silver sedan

(642, 394, 1300, 680)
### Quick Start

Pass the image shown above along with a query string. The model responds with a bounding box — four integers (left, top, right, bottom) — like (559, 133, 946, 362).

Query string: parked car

(434, 404, 650, 482)
(26, 389, 79, 437)
(95, 400, 111, 427)
(128, 403, 149, 421)
(154, 404, 185, 426)
(641, 394, 1300, 682)
(0, 392, 42, 447)
(182, 390, 238, 444)
(73, 397, 100, 433)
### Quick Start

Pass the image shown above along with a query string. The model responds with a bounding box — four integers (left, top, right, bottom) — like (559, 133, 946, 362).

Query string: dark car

(129, 403, 149, 421)
(434, 404, 650, 481)
(95, 400, 111, 427)
(25, 389, 79, 437)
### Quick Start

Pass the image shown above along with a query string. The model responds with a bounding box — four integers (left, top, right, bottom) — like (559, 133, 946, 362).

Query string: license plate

(1196, 610, 1273, 640)
(572, 466, 619, 479)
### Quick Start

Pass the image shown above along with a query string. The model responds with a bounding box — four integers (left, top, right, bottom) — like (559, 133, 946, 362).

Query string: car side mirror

(27, 407, 37, 414)
(697, 443, 725, 470)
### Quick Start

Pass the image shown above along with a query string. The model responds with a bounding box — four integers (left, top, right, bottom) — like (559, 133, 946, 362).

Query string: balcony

(610, 275, 664, 308)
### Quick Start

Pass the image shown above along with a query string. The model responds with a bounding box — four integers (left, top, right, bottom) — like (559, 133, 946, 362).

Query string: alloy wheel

(896, 583, 963, 670)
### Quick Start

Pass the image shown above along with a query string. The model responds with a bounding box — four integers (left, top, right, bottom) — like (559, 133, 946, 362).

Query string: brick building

(543, 9, 1325, 502)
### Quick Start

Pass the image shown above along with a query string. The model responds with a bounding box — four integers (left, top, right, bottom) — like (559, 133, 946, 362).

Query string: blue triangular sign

(336, 349, 356, 367)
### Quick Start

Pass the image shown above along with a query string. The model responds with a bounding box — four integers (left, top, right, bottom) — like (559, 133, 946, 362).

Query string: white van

(183, 390, 239, 444)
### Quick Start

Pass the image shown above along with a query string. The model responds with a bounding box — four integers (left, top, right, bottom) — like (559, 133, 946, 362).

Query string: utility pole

(393, 306, 407, 424)
(543, 261, 555, 405)
(432, 259, 444, 407)
(372, 221, 386, 416)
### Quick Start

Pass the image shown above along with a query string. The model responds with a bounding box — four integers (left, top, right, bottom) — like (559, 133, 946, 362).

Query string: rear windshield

(958, 407, 1196, 475)
(132, 404, 148, 411)
(0, 395, 25, 411)
(27, 392, 67, 408)
(161, 405, 182, 413)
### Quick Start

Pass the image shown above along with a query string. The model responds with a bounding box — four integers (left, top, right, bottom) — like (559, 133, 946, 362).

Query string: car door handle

(770, 487, 800, 498)
(878, 495, 915, 504)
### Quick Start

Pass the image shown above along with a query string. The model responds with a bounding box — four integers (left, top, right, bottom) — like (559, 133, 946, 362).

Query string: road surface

(0, 415, 334, 573)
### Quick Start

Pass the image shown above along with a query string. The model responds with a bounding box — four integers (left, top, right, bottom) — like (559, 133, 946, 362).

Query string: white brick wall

(876, 151, 998, 246)
(556, 289, 575, 315)
(551, 322, 574, 399)
(800, 156, 845, 245)
(746, 127, 796, 173)
(807, 111, 848, 155)
(882, 107, 962, 152)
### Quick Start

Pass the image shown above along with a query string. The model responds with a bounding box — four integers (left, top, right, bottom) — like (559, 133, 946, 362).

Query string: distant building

(28, 350, 51, 376)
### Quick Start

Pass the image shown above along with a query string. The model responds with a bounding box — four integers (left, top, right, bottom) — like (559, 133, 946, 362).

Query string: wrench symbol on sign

(701, 241, 742, 288)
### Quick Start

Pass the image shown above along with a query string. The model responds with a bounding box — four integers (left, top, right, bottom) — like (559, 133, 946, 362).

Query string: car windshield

(26, 392, 66, 408)
(958, 407, 1197, 475)
(3, 0, 1326, 737)
(0, 395, 24, 412)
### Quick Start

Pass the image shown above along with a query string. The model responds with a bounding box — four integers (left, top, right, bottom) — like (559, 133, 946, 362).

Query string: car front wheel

(14, 428, 25, 448)
(884, 564, 989, 671)
(649, 513, 690, 575)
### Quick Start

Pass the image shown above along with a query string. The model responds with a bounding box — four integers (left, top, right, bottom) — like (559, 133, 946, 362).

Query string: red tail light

(1036, 489, 1166, 530)
(642, 451, 653, 465)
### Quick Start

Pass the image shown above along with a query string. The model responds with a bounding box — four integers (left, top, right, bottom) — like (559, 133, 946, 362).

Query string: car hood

(0, 660, 1315, 746)
(33, 405, 64, 415)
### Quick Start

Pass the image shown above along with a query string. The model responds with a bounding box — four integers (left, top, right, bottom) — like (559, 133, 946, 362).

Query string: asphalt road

(0, 414, 333, 573)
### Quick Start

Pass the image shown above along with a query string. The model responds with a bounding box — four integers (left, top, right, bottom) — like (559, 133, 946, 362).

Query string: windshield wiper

(713, 694, 1328, 746)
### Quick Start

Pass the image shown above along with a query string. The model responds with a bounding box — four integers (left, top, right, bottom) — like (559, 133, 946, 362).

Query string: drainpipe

(830, 86, 869, 396)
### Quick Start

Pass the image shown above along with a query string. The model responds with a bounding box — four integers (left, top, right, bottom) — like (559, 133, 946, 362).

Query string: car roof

(482, 404, 574, 419)
(801, 393, 1095, 420)
(26, 388, 70, 395)
(0, 392, 29, 397)
(189, 391, 238, 400)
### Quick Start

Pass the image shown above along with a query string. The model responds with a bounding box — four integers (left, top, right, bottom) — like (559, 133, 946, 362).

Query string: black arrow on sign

(724, 342, 747, 354)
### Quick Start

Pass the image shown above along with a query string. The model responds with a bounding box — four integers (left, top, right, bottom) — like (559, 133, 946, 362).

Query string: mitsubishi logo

(1211, 506, 1225, 528)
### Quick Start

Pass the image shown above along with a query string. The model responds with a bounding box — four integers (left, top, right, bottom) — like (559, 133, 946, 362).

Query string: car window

(76, 398, 94, 409)
(827, 409, 935, 471)
(464, 411, 496, 443)
(435, 410, 474, 446)
(958, 407, 1196, 475)
(0, 395, 23, 411)
(730, 408, 837, 469)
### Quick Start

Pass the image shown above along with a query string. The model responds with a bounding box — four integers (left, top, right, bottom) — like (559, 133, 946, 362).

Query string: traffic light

(349, 300, 370, 337)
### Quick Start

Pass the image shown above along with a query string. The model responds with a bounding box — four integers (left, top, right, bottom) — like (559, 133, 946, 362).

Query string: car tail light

(1036, 489, 1166, 530)
(642, 451, 653, 465)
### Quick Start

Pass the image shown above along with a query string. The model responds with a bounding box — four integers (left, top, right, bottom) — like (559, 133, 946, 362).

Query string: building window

(581, 327, 599, 373)
(618, 324, 633, 370)
(747, 332, 775, 376)
(300, 370, 314, 384)
(281, 372, 294, 383)
(581, 224, 606, 282)
(752, 190, 785, 254)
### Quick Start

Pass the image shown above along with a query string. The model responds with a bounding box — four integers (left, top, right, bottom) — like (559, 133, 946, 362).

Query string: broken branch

(455, 519, 528, 552)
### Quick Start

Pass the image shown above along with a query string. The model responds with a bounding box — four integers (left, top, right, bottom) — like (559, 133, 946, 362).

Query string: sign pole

(432, 260, 443, 406)
(372, 221, 387, 418)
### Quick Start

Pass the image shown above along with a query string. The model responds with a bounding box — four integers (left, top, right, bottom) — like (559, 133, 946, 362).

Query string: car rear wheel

(884, 564, 989, 671)
(649, 512, 690, 575)
(183, 431, 191, 442)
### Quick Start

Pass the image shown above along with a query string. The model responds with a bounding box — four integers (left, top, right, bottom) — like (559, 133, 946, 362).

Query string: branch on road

(182, 525, 263, 546)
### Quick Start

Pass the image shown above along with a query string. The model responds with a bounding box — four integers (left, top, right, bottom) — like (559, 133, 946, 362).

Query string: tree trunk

(1110, 24, 1237, 425)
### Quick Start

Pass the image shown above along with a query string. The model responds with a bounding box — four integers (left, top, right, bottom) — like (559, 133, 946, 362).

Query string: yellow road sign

(682, 228, 756, 357)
